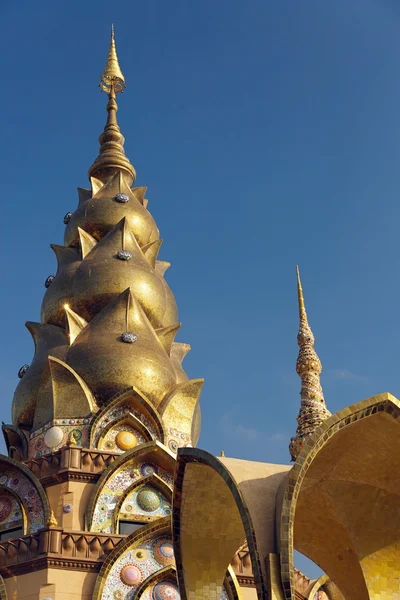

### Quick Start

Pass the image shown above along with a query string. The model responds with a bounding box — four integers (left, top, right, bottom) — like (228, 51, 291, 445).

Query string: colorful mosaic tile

(99, 423, 147, 453)
(29, 419, 90, 458)
(0, 491, 22, 528)
(91, 405, 158, 448)
(166, 428, 191, 454)
(0, 469, 44, 532)
(92, 462, 173, 532)
(119, 484, 171, 525)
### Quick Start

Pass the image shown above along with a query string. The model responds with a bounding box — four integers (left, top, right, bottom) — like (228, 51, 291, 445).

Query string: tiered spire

(289, 267, 331, 461)
(11, 27, 203, 455)
(88, 25, 135, 183)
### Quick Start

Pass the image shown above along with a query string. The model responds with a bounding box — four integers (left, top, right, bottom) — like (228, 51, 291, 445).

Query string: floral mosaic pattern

(0, 470, 45, 532)
(29, 418, 91, 458)
(166, 428, 191, 454)
(99, 423, 146, 453)
(0, 491, 22, 529)
(91, 405, 158, 448)
(102, 535, 174, 600)
(119, 484, 171, 526)
(92, 462, 173, 532)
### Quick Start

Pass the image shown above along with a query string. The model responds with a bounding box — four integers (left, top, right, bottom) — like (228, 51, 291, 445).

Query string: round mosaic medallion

(115, 193, 130, 203)
(116, 431, 137, 451)
(45, 275, 55, 288)
(44, 426, 64, 449)
(168, 439, 178, 453)
(18, 364, 29, 379)
(134, 549, 147, 561)
(153, 538, 174, 566)
(137, 487, 161, 512)
(121, 331, 138, 343)
(120, 564, 142, 586)
(0, 496, 12, 522)
(0, 475, 7, 485)
(105, 440, 116, 450)
(140, 463, 157, 477)
(117, 250, 133, 261)
(152, 582, 180, 600)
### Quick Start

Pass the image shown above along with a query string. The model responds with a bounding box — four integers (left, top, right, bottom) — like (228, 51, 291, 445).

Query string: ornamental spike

(289, 266, 331, 461)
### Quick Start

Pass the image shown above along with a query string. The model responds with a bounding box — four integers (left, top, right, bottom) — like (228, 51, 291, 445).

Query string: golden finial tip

(100, 25, 125, 94)
(47, 510, 58, 528)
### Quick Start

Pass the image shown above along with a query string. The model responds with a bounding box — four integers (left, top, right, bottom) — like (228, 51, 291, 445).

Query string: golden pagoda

(1, 27, 400, 600)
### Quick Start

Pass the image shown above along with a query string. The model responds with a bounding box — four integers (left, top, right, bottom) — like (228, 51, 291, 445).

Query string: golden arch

(278, 392, 400, 600)
(173, 448, 274, 600)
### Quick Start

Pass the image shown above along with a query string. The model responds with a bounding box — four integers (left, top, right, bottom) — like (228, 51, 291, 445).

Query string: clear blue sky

(1, 0, 400, 577)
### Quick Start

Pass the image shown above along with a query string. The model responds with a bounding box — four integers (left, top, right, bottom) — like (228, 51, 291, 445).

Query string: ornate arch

(0, 455, 49, 533)
(113, 474, 172, 533)
(86, 441, 175, 531)
(134, 565, 177, 599)
(278, 392, 400, 600)
(92, 517, 172, 600)
(89, 387, 165, 447)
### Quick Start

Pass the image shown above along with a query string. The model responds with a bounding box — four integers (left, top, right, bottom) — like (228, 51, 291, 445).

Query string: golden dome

(68, 218, 178, 328)
(12, 323, 68, 426)
(64, 172, 159, 249)
(65, 289, 178, 406)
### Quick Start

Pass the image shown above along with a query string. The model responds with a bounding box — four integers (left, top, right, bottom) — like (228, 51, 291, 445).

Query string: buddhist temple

(1, 27, 399, 600)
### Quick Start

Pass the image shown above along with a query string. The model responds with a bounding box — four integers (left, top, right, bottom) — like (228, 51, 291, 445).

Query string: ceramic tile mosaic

(0, 490, 22, 528)
(165, 428, 191, 454)
(119, 483, 171, 525)
(0, 469, 45, 532)
(92, 405, 158, 448)
(99, 423, 147, 453)
(102, 535, 175, 600)
(92, 462, 173, 532)
(29, 418, 91, 457)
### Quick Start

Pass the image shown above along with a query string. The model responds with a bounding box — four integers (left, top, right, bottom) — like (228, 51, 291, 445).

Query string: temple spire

(88, 25, 135, 184)
(289, 266, 331, 461)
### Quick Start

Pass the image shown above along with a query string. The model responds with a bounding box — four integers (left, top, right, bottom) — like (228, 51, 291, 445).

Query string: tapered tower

(289, 266, 331, 461)
(0, 28, 205, 600)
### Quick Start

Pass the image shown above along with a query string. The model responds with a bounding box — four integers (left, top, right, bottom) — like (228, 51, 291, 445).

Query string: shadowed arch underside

(279, 393, 400, 600)
(173, 448, 290, 600)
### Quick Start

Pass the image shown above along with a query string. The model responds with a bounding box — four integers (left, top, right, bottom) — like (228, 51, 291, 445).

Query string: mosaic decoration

(152, 582, 180, 600)
(115, 193, 130, 203)
(0, 470, 45, 532)
(91, 404, 158, 448)
(102, 535, 175, 600)
(63, 212, 73, 224)
(45, 275, 55, 288)
(99, 423, 146, 453)
(92, 464, 173, 532)
(121, 332, 138, 344)
(117, 250, 133, 261)
(0, 491, 23, 531)
(119, 484, 171, 525)
(29, 418, 90, 458)
(18, 364, 29, 379)
(289, 267, 331, 461)
(166, 428, 191, 454)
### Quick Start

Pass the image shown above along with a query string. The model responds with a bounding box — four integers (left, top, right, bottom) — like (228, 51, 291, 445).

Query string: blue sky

(2, 0, 400, 578)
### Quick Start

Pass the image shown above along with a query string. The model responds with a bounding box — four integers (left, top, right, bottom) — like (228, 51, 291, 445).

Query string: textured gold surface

(279, 393, 400, 600)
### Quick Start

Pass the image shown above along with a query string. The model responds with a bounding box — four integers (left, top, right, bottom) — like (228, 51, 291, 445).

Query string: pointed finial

(289, 267, 331, 461)
(220, 450, 225, 457)
(67, 431, 77, 446)
(100, 25, 126, 94)
(47, 510, 58, 528)
(89, 26, 135, 184)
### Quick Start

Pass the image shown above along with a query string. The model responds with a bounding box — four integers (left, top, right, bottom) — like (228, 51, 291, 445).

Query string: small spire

(289, 267, 331, 461)
(67, 431, 77, 446)
(89, 26, 135, 185)
(100, 24, 126, 94)
(220, 450, 225, 457)
(47, 510, 58, 528)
